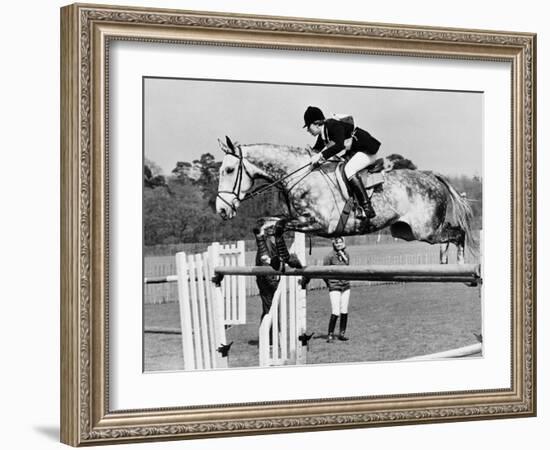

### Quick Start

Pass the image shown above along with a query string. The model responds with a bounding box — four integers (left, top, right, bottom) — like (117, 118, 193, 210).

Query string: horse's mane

(241, 143, 310, 157)
(241, 144, 417, 171)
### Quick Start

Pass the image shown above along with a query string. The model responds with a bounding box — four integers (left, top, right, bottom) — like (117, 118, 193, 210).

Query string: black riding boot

(338, 313, 349, 341)
(348, 175, 376, 219)
(327, 314, 338, 343)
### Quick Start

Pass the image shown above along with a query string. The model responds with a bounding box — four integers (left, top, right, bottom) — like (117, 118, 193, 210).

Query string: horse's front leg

(271, 218, 305, 270)
(256, 216, 283, 235)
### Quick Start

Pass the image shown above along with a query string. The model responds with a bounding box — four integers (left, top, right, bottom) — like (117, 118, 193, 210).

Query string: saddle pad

(335, 163, 385, 199)
(365, 172, 384, 189)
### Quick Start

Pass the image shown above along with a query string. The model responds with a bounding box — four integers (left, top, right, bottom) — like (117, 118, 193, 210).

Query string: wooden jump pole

(213, 264, 481, 284)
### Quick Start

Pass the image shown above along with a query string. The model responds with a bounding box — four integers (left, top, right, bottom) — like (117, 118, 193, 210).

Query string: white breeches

(329, 289, 350, 315)
(344, 152, 377, 178)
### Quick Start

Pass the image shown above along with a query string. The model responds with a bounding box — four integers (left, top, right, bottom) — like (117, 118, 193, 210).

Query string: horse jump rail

(404, 343, 482, 360)
(213, 264, 481, 284)
(144, 275, 178, 284)
(145, 274, 210, 284)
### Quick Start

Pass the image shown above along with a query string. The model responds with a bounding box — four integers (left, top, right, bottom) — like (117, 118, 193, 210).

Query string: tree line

(144, 154, 282, 246)
(144, 154, 483, 247)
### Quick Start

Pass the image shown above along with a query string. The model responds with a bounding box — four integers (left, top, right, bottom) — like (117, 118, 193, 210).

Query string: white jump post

(294, 233, 307, 365)
(259, 232, 307, 367)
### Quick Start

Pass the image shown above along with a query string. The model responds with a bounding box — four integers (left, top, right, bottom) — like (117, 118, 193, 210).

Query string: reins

(243, 162, 312, 202)
(217, 150, 313, 213)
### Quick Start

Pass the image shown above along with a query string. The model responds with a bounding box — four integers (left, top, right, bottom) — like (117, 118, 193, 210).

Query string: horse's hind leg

(440, 242, 450, 264)
(456, 234, 465, 264)
(438, 225, 466, 264)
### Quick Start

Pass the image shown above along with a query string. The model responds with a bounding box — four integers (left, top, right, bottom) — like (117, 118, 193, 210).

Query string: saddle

(328, 154, 415, 235)
(334, 160, 385, 200)
(332, 159, 385, 235)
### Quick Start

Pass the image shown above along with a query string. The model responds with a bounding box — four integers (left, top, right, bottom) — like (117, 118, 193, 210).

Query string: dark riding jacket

(255, 237, 280, 289)
(312, 119, 381, 159)
(323, 249, 351, 292)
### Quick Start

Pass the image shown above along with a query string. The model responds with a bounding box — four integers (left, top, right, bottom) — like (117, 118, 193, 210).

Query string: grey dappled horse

(215, 138, 477, 264)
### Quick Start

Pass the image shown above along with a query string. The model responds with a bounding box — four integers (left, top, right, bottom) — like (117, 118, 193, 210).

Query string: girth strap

(334, 197, 355, 236)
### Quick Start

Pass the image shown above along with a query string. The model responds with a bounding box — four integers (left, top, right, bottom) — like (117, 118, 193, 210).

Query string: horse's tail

(434, 173, 479, 257)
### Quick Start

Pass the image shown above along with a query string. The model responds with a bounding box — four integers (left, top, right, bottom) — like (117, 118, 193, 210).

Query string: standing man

(252, 224, 280, 324)
(323, 237, 352, 343)
(303, 106, 381, 220)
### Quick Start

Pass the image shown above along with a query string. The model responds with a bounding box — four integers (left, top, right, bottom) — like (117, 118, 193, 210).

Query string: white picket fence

(145, 241, 247, 370)
(146, 235, 308, 369)
(210, 241, 246, 325)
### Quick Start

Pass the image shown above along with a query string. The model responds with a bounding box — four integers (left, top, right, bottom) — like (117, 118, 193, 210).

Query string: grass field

(144, 281, 482, 371)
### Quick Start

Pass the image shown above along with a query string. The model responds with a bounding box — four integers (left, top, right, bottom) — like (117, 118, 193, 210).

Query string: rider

(303, 106, 381, 219)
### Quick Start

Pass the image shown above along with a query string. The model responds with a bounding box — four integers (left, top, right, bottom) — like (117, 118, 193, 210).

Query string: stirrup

(357, 200, 376, 219)
(363, 205, 376, 219)
(354, 204, 369, 219)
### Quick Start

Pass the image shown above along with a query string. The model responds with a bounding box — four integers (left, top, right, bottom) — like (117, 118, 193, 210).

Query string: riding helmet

(303, 106, 325, 128)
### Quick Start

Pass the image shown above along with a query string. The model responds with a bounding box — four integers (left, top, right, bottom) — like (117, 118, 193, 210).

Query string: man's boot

(348, 175, 376, 219)
(327, 314, 338, 343)
(338, 313, 349, 341)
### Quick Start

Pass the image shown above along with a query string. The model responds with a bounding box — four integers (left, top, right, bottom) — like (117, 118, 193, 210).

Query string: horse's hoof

(270, 256, 282, 272)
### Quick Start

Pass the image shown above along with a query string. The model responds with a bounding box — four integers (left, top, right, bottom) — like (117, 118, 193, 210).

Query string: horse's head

(216, 136, 256, 220)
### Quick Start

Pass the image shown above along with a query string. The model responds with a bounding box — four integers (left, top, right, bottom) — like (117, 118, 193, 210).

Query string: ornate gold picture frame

(60, 3, 536, 446)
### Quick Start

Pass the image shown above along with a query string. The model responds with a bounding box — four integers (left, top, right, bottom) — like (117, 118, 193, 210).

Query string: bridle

(216, 151, 255, 215)
(217, 146, 313, 215)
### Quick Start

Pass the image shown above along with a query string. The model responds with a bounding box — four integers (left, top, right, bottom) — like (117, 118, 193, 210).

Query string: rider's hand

(310, 153, 324, 168)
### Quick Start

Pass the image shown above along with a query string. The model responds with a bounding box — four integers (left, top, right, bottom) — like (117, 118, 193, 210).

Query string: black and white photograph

(143, 77, 483, 372)
(53, 1, 537, 448)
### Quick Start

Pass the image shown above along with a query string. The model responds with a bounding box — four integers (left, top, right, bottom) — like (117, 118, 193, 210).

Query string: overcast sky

(144, 77, 482, 177)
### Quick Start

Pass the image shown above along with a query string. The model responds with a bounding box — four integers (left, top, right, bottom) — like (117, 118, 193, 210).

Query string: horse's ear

(218, 138, 230, 154)
(225, 136, 236, 153)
